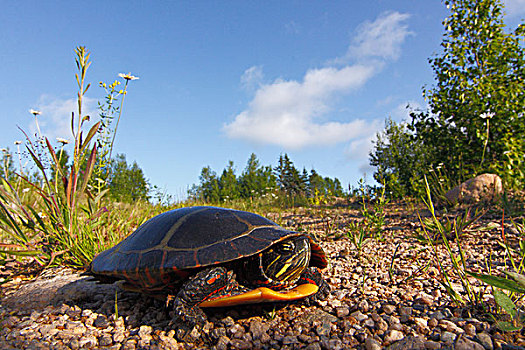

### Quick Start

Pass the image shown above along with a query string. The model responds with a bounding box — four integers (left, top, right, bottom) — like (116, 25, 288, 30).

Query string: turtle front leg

(169, 267, 237, 340)
(298, 267, 330, 305)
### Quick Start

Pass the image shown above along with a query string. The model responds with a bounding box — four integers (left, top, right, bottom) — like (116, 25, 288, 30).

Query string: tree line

(189, 153, 345, 203)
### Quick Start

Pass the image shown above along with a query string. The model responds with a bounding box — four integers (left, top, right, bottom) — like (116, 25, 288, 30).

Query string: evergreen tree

(108, 154, 150, 202)
(219, 161, 239, 201)
(198, 166, 220, 203)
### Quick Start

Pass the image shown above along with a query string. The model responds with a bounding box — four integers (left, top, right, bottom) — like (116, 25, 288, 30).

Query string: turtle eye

(275, 242, 295, 255)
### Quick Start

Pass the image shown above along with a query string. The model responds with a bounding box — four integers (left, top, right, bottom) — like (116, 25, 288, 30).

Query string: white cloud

(502, 0, 525, 17)
(241, 66, 264, 91)
(29, 95, 97, 145)
(337, 11, 413, 64)
(224, 11, 412, 150)
(225, 65, 376, 149)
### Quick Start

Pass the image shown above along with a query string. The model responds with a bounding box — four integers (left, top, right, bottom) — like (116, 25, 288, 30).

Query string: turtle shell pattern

(90, 206, 327, 292)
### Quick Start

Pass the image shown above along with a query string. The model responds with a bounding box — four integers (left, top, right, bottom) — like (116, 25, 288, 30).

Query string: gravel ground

(1, 205, 524, 349)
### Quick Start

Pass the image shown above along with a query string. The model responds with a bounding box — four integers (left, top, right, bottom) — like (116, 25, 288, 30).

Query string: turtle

(88, 206, 329, 336)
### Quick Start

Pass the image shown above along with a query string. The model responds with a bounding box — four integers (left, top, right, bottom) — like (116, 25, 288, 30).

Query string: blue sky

(1, 1, 524, 199)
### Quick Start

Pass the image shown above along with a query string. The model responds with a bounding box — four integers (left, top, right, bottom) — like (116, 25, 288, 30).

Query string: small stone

(79, 334, 98, 348)
(428, 318, 438, 328)
(282, 335, 299, 345)
(424, 340, 441, 349)
(464, 323, 476, 336)
(432, 289, 442, 299)
(358, 300, 370, 312)
(364, 319, 375, 328)
(382, 304, 396, 315)
(328, 337, 343, 350)
(229, 323, 244, 337)
(221, 316, 235, 327)
(476, 332, 493, 350)
(249, 319, 267, 340)
(99, 335, 113, 347)
(429, 311, 445, 320)
(365, 337, 381, 350)
(414, 317, 428, 331)
(138, 325, 153, 340)
(388, 336, 426, 350)
(93, 315, 109, 328)
(455, 334, 485, 350)
(440, 331, 456, 344)
(215, 335, 230, 350)
(399, 306, 412, 316)
(336, 307, 350, 318)
(305, 342, 322, 350)
(417, 293, 434, 306)
(439, 319, 464, 334)
(376, 318, 388, 332)
(113, 331, 125, 343)
(384, 329, 404, 344)
(350, 311, 368, 322)
(229, 338, 252, 350)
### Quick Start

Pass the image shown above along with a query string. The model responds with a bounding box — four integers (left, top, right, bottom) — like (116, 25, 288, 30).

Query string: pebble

(382, 304, 396, 315)
(440, 331, 456, 344)
(384, 329, 405, 344)
(365, 337, 382, 350)
(455, 334, 485, 350)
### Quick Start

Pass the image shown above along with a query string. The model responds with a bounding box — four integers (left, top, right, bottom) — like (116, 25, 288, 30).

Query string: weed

(0, 46, 138, 268)
(417, 176, 483, 306)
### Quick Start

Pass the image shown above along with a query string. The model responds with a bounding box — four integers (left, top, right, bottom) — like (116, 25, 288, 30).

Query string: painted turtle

(88, 206, 329, 335)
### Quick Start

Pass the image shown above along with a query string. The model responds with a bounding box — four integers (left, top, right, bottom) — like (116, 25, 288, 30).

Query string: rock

(382, 304, 396, 315)
(445, 173, 503, 205)
(439, 319, 464, 334)
(387, 335, 426, 349)
(229, 338, 253, 349)
(215, 335, 230, 350)
(249, 319, 268, 340)
(424, 340, 441, 349)
(440, 331, 456, 344)
(455, 334, 485, 350)
(78, 334, 98, 348)
(99, 334, 113, 346)
(464, 323, 477, 336)
(476, 332, 493, 350)
(282, 335, 299, 345)
(93, 315, 109, 328)
(384, 330, 404, 344)
(350, 311, 368, 322)
(365, 337, 382, 350)
(336, 306, 350, 318)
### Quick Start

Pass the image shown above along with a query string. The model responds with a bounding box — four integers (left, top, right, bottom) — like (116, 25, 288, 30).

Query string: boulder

(445, 173, 503, 205)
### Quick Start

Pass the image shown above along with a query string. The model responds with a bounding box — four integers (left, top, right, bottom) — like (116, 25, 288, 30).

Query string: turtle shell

(90, 206, 327, 292)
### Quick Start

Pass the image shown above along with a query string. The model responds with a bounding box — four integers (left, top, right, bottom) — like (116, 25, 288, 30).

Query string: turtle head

(237, 236, 311, 288)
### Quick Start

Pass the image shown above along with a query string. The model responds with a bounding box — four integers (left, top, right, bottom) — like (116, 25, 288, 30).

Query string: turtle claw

(298, 267, 330, 306)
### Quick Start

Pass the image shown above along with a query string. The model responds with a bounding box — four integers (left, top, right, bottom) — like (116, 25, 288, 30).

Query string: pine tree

(219, 161, 239, 201)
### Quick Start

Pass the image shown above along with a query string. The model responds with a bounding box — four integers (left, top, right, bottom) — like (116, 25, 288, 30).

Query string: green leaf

(0, 249, 40, 257)
(493, 288, 517, 318)
(503, 271, 525, 288)
(466, 271, 525, 293)
(495, 321, 522, 332)
(80, 121, 101, 154)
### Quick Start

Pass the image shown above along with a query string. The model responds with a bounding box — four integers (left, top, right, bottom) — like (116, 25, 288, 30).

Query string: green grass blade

(467, 271, 525, 293)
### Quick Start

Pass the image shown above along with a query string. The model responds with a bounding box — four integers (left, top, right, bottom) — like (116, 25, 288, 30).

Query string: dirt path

(1, 205, 523, 349)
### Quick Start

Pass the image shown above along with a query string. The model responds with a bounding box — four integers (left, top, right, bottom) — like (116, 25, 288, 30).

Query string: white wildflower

(118, 72, 139, 81)
(29, 109, 42, 116)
